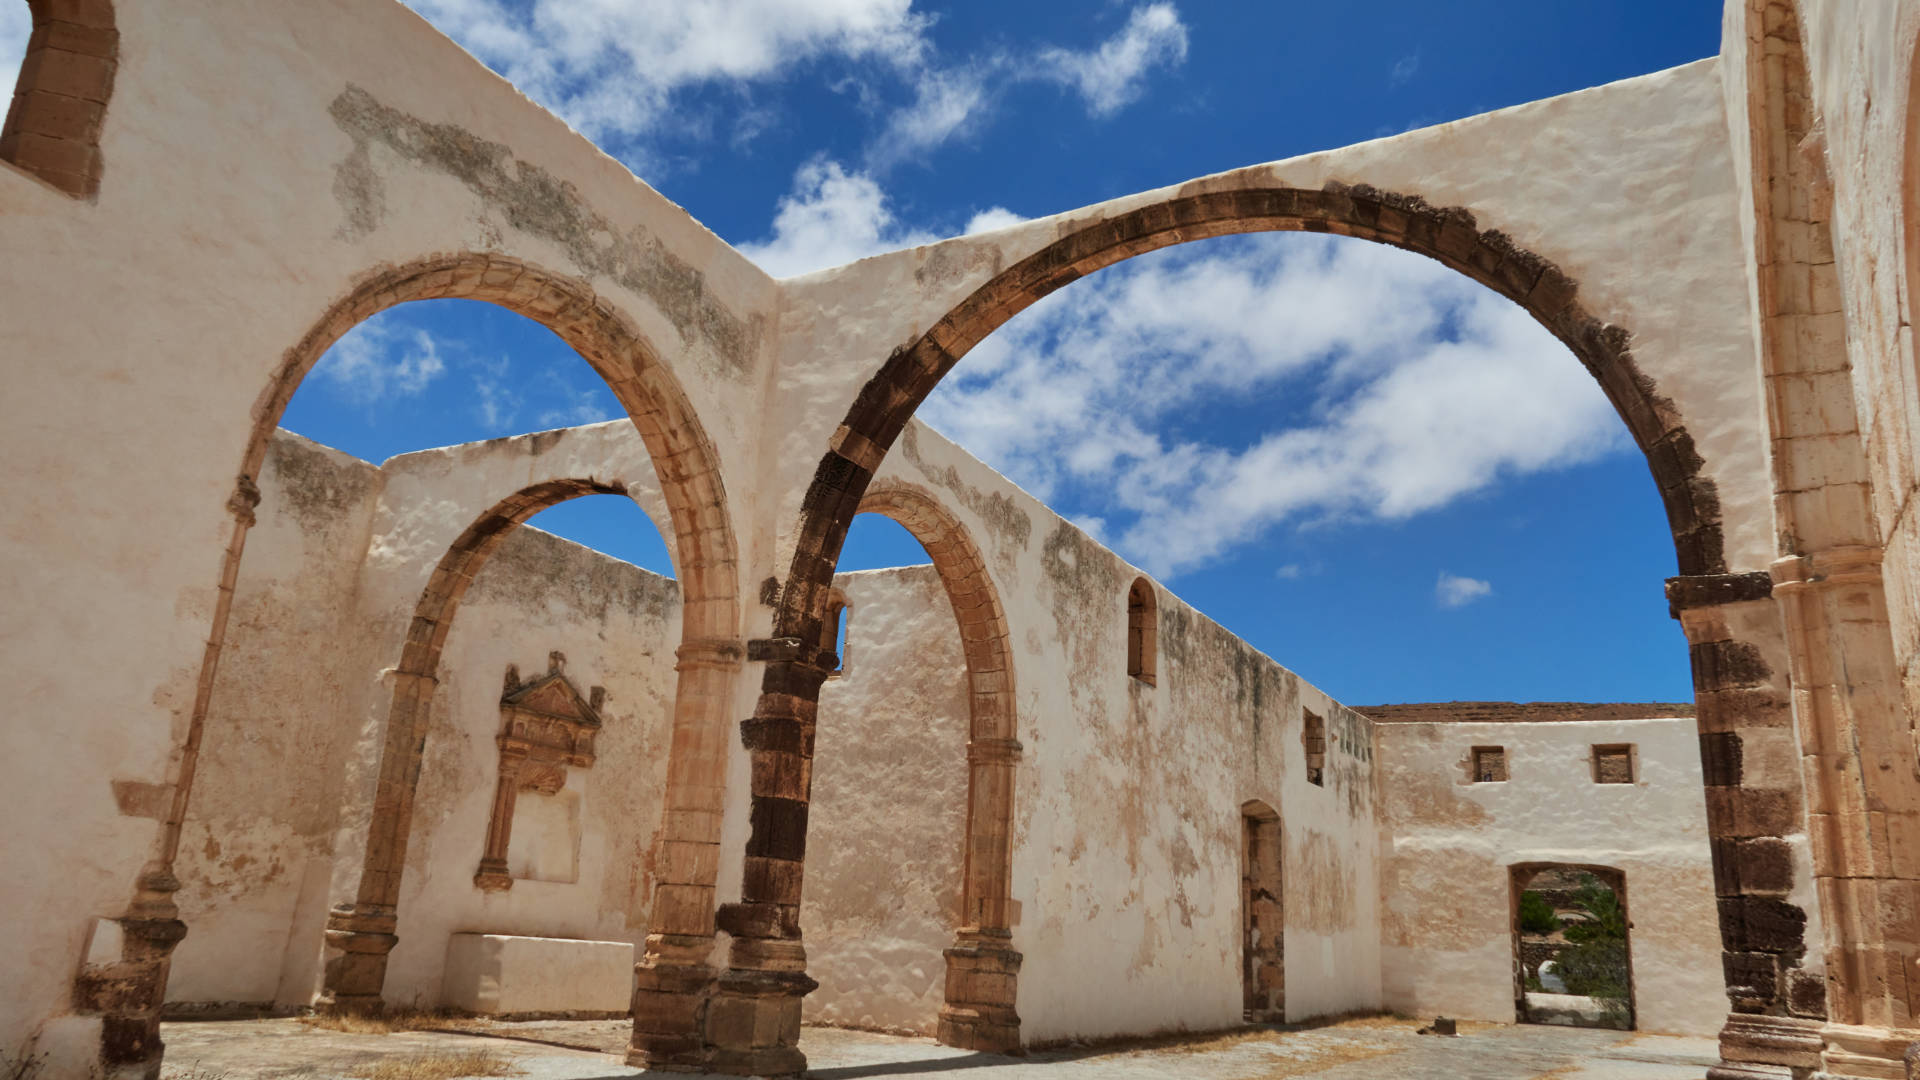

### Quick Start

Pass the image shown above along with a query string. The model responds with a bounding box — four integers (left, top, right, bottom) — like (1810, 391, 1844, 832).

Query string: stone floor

(158, 1016, 1720, 1080)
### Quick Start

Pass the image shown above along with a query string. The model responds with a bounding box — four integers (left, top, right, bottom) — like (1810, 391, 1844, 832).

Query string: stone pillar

(938, 734, 1023, 1052)
(629, 639, 745, 1072)
(1769, 549, 1920, 1079)
(696, 641, 825, 1078)
(1669, 573, 1828, 1079)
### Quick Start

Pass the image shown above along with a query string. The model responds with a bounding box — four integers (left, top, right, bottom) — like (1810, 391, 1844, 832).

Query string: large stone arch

(699, 185, 1752, 1077)
(854, 480, 1021, 1053)
(1, 0, 118, 198)
(86, 253, 741, 1079)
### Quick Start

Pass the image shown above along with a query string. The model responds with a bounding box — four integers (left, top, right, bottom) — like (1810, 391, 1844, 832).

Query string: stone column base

(626, 934, 716, 1071)
(1815, 1023, 1920, 1079)
(936, 933, 1021, 1054)
(702, 968, 816, 1078)
(318, 906, 398, 1014)
(698, 935, 816, 1079)
(74, 915, 188, 1080)
(1709, 1013, 1824, 1079)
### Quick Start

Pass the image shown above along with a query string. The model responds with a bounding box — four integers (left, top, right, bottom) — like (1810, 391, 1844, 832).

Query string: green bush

(1518, 890, 1560, 934)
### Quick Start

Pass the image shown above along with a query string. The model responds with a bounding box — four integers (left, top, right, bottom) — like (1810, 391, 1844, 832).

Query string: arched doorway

(1240, 800, 1283, 1023)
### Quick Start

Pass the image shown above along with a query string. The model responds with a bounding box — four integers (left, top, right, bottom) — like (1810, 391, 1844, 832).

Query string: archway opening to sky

(884, 229, 1688, 705)
(163, 298, 686, 1018)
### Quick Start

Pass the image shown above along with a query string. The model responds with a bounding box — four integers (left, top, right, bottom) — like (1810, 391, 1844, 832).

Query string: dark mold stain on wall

(266, 433, 383, 539)
(328, 85, 762, 380)
(899, 425, 1034, 565)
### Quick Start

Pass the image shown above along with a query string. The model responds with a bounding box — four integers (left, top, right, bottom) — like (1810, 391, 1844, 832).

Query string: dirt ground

(157, 1015, 1721, 1080)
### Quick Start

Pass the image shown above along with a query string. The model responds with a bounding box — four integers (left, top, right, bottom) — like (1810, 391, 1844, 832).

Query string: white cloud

(1036, 3, 1189, 116)
(539, 384, 619, 428)
(1436, 572, 1492, 608)
(965, 206, 1029, 234)
(1389, 51, 1420, 88)
(738, 158, 939, 277)
(404, 0, 932, 144)
(403, 1, 1188, 171)
(1275, 564, 1302, 580)
(871, 64, 994, 166)
(313, 323, 447, 402)
(919, 232, 1630, 578)
(472, 356, 519, 428)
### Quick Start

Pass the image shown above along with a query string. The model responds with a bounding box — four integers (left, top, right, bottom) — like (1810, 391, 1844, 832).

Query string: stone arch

(851, 481, 1021, 1052)
(321, 478, 643, 1010)
(1, 0, 117, 198)
(705, 185, 1739, 1077)
(91, 254, 741, 1076)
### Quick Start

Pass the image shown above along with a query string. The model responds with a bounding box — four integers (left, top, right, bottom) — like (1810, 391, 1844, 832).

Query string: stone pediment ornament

(475, 652, 606, 891)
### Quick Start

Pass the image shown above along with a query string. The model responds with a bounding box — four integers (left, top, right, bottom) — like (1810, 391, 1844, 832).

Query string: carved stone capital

(677, 638, 745, 672)
(1771, 545, 1885, 595)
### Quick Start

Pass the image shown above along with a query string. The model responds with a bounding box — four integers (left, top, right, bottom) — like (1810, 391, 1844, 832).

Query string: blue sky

(4, 1, 1724, 705)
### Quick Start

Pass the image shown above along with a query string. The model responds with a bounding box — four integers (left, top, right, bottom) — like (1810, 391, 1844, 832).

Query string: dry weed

(301, 1010, 484, 1036)
(348, 1049, 518, 1080)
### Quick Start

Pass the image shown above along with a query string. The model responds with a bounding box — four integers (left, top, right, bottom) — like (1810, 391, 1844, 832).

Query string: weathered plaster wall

(806, 565, 971, 1034)
(864, 422, 1383, 1043)
(0, 0, 775, 1054)
(164, 429, 689, 1011)
(1373, 715, 1725, 1036)
(168, 434, 384, 1008)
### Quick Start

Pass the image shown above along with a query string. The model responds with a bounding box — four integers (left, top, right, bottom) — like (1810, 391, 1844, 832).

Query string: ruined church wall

(0, 0, 778, 1054)
(806, 565, 972, 1034)
(866, 422, 1383, 1042)
(161, 428, 690, 1010)
(167, 435, 386, 1008)
(1373, 716, 1724, 1036)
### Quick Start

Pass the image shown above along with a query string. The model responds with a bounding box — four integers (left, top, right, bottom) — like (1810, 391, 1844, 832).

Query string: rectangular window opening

(1302, 710, 1326, 787)
(1592, 744, 1635, 784)
(1471, 746, 1507, 783)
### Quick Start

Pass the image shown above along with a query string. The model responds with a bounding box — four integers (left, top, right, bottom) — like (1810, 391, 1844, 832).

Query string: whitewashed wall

(1373, 715, 1725, 1036)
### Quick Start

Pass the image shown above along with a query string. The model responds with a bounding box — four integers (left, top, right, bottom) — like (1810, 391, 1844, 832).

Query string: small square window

(1593, 744, 1635, 784)
(1470, 746, 1507, 783)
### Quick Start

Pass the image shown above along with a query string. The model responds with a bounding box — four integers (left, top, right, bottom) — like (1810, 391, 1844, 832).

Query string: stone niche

(474, 652, 606, 892)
